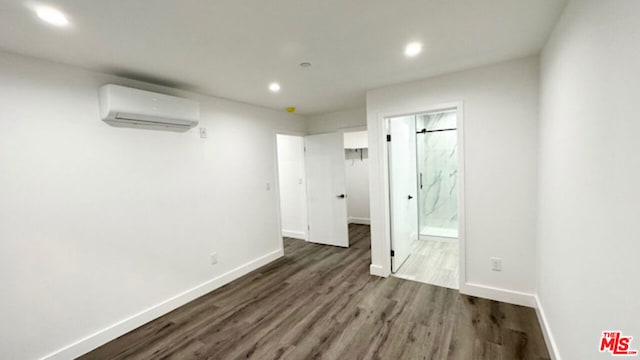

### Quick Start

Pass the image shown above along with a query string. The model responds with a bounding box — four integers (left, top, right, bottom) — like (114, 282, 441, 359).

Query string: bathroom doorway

(387, 106, 462, 290)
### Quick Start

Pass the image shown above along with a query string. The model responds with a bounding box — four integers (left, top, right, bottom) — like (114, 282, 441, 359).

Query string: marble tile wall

(416, 111, 458, 237)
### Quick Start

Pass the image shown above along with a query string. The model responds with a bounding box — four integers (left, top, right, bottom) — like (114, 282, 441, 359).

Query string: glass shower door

(416, 110, 458, 239)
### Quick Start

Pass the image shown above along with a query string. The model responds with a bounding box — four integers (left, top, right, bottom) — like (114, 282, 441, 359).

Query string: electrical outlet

(266, 182, 271, 191)
(491, 257, 502, 272)
(199, 127, 208, 139)
(210, 252, 218, 265)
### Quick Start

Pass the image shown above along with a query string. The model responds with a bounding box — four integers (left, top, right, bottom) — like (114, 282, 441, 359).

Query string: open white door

(388, 115, 418, 272)
(304, 132, 349, 247)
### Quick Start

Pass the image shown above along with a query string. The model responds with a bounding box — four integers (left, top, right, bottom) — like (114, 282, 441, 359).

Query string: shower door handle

(419, 173, 423, 189)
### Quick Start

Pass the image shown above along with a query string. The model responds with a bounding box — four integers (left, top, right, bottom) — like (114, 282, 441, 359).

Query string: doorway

(275, 132, 351, 248)
(387, 107, 462, 290)
(275, 134, 308, 241)
(344, 130, 370, 226)
(304, 132, 350, 247)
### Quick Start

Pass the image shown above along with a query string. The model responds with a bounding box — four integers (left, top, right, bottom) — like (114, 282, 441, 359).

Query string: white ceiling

(0, 0, 566, 115)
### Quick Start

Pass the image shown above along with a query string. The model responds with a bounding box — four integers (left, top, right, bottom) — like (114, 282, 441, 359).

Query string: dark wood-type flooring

(80, 224, 549, 359)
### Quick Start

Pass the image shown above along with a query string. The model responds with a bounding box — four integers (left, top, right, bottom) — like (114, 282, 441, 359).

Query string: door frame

(378, 101, 466, 289)
(273, 130, 309, 249)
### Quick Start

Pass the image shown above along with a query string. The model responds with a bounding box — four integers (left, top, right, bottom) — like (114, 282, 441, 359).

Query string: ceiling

(0, 0, 566, 115)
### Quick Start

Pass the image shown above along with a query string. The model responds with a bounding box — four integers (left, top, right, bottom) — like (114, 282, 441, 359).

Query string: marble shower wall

(416, 111, 458, 237)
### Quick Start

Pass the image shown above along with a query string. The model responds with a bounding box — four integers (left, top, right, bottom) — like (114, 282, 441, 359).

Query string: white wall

(344, 130, 368, 149)
(307, 107, 366, 134)
(0, 50, 306, 360)
(276, 134, 308, 239)
(537, 1, 640, 358)
(344, 130, 370, 224)
(367, 57, 539, 304)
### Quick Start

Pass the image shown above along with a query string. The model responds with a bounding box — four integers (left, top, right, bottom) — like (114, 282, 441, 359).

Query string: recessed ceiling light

(269, 82, 281, 93)
(35, 5, 69, 27)
(404, 42, 423, 57)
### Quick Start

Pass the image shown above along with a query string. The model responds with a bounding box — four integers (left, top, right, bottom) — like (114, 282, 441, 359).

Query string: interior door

(388, 115, 419, 272)
(304, 132, 349, 247)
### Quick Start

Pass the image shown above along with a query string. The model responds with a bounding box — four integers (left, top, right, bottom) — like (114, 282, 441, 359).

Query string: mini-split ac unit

(98, 84, 200, 131)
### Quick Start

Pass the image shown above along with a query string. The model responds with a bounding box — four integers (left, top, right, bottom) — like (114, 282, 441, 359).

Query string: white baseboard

(534, 295, 561, 360)
(369, 266, 534, 308)
(282, 229, 307, 240)
(369, 264, 387, 277)
(460, 283, 536, 308)
(40, 248, 284, 360)
(348, 217, 370, 225)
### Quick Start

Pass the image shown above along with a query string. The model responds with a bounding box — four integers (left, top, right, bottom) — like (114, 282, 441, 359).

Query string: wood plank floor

(79, 225, 549, 360)
(394, 239, 459, 290)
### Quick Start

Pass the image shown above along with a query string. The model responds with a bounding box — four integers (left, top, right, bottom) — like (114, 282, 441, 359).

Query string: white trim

(459, 283, 535, 307)
(273, 131, 286, 244)
(534, 295, 561, 360)
(369, 264, 387, 277)
(348, 217, 370, 225)
(374, 108, 392, 277)
(282, 229, 307, 240)
(40, 248, 284, 360)
(455, 103, 467, 294)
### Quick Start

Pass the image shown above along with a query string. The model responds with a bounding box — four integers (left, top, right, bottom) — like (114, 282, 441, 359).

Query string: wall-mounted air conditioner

(99, 84, 199, 131)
